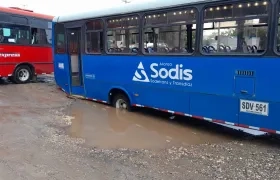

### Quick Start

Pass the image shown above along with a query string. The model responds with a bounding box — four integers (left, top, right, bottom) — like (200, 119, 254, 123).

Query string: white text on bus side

(150, 63, 193, 81)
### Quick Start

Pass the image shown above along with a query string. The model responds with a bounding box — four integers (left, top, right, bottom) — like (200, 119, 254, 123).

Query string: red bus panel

(0, 6, 54, 83)
(0, 45, 53, 77)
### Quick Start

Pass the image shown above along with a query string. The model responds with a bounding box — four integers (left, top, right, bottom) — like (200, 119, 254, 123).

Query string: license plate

(240, 99, 269, 116)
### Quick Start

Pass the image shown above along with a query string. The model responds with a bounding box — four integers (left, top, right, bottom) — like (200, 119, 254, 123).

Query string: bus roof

(0, 6, 54, 20)
(54, 0, 220, 23)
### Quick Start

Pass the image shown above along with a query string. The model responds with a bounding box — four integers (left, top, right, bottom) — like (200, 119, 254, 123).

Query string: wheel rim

(115, 99, 128, 109)
(18, 69, 30, 82)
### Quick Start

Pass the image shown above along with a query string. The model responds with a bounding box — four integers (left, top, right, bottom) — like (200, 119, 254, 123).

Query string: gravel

(0, 77, 280, 180)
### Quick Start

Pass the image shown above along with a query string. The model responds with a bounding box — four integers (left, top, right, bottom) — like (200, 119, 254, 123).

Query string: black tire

(13, 65, 32, 84)
(112, 94, 132, 111)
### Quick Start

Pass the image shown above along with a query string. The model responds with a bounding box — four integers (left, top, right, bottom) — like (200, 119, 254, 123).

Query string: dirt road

(0, 78, 280, 180)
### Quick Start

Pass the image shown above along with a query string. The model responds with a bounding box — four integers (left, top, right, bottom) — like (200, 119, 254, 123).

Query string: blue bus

(52, 0, 280, 135)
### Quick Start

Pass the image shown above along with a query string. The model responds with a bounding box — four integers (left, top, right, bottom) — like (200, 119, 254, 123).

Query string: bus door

(66, 28, 85, 96)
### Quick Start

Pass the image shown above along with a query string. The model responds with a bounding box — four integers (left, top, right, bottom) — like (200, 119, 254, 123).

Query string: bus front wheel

(112, 94, 132, 111)
(13, 65, 32, 84)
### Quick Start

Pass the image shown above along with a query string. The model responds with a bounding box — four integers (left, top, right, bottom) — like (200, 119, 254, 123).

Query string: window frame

(0, 12, 52, 47)
(141, 7, 198, 56)
(30, 27, 52, 47)
(200, 0, 271, 56)
(105, 13, 141, 55)
(28, 19, 53, 47)
(274, 0, 280, 56)
(0, 23, 31, 46)
(54, 23, 66, 54)
(85, 18, 104, 55)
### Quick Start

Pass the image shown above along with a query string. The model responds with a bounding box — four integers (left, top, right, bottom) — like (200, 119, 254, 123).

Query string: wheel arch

(14, 62, 35, 76)
(108, 87, 133, 106)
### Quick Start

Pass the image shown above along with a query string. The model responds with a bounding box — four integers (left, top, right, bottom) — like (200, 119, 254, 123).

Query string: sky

(0, 0, 153, 16)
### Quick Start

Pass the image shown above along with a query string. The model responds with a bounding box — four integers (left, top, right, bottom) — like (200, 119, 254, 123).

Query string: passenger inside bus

(31, 28, 48, 45)
(31, 28, 39, 44)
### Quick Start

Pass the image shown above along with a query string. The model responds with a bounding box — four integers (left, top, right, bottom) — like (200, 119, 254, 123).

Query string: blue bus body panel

(53, 54, 70, 94)
(71, 86, 85, 96)
(239, 101, 280, 131)
(52, 22, 70, 94)
(55, 54, 280, 132)
(189, 94, 239, 123)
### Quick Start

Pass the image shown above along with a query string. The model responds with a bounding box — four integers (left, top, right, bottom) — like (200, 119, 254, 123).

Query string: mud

(1, 76, 280, 180)
(64, 100, 233, 150)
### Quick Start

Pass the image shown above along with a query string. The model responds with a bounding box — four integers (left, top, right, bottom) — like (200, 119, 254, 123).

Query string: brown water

(0, 81, 237, 150)
(64, 100, 235, 150)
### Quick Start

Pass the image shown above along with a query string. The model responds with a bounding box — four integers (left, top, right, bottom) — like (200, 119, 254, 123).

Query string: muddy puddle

(64, 100, 237, 150)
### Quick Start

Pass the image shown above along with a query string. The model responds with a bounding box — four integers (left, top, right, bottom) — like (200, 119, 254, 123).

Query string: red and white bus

(0, 6, 54, 84)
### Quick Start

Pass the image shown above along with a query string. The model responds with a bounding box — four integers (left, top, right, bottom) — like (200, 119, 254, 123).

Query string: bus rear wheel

(13, 65, 32, 84)
(112, 94, 132, 111)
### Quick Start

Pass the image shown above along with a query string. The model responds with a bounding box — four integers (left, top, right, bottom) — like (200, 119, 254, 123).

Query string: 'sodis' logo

(132, 62, 193, 82)
(132, 62, 150, 82)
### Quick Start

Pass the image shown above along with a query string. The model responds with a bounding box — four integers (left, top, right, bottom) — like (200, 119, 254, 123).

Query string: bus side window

(85, 20, 103, 54)
(202, 1, 269, 55)
(143, 8, 197, 55)
(276, 3, 280, 53)
(54, 23, 66, 54)
(31, 28, 50, 45)
(0, 28, 10, 43)
(17, 29, 30, 45)
(106, 15, 139, 54)
(0, 25, 29, 44)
